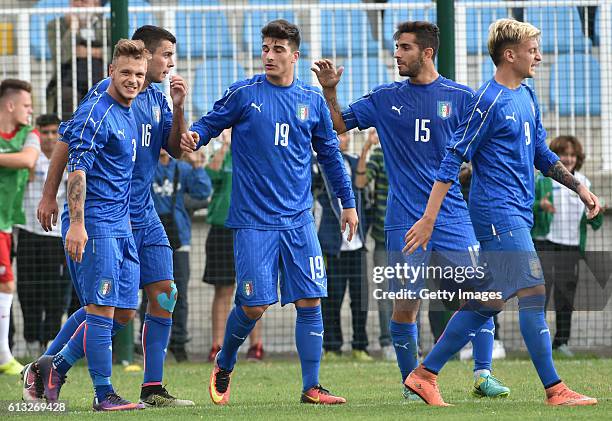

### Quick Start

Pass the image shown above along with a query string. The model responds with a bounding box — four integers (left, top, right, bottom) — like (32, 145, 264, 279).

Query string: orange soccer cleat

(301, 385, 347, 405)
(209, 353, 233, 405)
(545, 382, 598, 406)
(404, 365, 452, 407)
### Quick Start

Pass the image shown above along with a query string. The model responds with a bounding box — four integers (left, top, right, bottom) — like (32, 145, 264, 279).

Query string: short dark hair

(549, 135, 585, 172)
(0, 79, 32, 99)
(393, 21, 440, 59)
(36, 114, 61, 127)
(261, 19, 301, 50)
(132, 25, 176, 53)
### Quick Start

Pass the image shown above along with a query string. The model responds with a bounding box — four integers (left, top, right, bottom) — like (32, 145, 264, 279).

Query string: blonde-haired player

(404, 19, 600, 406)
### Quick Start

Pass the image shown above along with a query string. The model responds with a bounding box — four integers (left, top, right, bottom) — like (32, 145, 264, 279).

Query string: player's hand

(170, 74, 187, 108)
(367, 130, 380, 147)
(341, 208, 359, 242)
(37, 195, 59, 232)
(403, 215, 434, 254)
(180, 131, 200, 153)
(577, 185, 601, 219)
(65, 223, 88, 263)
(540, 192, 555, 214)
(311, 59, 344, 90)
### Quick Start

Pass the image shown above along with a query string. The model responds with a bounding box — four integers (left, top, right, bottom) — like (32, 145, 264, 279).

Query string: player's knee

(242, 305, 268, 320)
(153, 281, 178, 313)
(114, 309, 136, 325)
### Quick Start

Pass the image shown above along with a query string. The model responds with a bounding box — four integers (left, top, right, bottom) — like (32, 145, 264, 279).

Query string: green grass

(2, 358, 611, 420)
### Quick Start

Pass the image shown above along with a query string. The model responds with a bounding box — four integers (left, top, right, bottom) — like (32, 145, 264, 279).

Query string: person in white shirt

(15, 114, 70, 356)
(532, 135, 604, 357)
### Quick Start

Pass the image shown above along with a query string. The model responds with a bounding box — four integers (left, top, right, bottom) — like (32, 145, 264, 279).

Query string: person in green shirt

(532, 135, 604, 357)
(0, 79, 40, 375)
(202, 130, 263, 362)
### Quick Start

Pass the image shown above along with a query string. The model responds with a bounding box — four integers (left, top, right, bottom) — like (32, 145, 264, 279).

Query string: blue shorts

(233, 222, 327, 307)
(132, 220, 174, 288)
(386, 222, 482, 295)
(479, 227, 544, 300)
(72, 236, 140, 309)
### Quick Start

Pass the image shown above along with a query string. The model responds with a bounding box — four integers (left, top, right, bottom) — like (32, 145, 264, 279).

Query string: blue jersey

(60, 78, 173, 229)
(190, 74, 355, 230)
(66, 91, 138, 238)
(436, 79, 559, 240)
(345, 76, 473, 230)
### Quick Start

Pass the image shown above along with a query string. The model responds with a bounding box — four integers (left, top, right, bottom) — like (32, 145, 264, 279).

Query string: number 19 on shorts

(309, 256, 325, 280)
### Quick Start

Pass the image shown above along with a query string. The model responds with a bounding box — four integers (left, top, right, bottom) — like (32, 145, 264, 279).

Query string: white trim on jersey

(439, 82, 473, 96)
(221, 80, 264, 108)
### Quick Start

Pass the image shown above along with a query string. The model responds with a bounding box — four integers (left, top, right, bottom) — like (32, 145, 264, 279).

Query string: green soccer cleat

(0, 357, 24, 375)
(139, 385, 195, 407)
(402, 385, 422, 402)
(472, 373, 510, 398)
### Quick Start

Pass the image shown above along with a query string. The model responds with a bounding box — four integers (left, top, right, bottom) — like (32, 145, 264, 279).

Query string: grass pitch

(2, 358, 611, 420)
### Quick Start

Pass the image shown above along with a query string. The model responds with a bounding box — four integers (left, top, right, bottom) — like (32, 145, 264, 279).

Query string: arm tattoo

(547, 161, 581, 192)
(67, 173, 86, 223)
(328, 96, 342, 115)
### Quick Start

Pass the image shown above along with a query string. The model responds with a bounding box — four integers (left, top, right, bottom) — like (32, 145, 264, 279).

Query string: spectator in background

(15, 114, 70, 357)
(354, 129, 394, 361)
(203, 130, 264, 362)
(532, 135, 604, 357)
(0, 79, 40, 375)
(46, 0, 109, 120)
(316, 133, 371, 361)
(148, 148, 212, 362)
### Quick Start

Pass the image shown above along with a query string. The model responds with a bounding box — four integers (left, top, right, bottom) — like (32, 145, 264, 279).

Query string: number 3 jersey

(190, 73, 355, 230)
(66, 91, 139, 238)
(345, 76, 473, 230)
(60, 78, 173, 230)
(436, 79, 559, 240)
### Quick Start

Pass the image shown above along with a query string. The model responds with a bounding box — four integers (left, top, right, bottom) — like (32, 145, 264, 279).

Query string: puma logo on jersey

(250, 102, 263, 112)
(391, 105, 403, 115)
(475, 108, 485, 118)
(505, 112, 517, 122)
(309, 331, 324, 338)
(89, 117, 99, 127)
(539, 328, 550, 335)
(117, 129, 125, 139)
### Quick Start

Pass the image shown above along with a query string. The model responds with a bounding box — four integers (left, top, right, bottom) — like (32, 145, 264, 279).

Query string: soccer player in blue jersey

(24, 26, 194, 408)
(404, 19, 600, 406)
(51, 39, 146, 411)
(313, 20, 508, 401)
(181, 19, 358, 405)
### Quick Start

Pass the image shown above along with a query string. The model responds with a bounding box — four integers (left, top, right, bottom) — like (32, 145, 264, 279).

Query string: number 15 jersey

(346, 76, 473, 230)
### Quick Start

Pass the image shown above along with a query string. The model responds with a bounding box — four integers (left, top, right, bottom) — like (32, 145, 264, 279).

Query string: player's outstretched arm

(167, 74, 188, 158)
(38, 141, 69, 232)
(547, 160, 601, 219)
(403, 181, 452, 254)
(65, 170, 88, 262)
(312, 59, 348, 134)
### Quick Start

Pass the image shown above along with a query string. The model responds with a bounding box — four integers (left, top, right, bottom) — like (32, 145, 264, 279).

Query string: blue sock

(519, 295, 560, 388)
(142, 314, 172, 385)
(50, 319, 126, 376)
(53, 321, 86, 375)
(217, 306, 257, 371)
(472, 317, 495, 373)
(423, 301, 498, 374)
(44, 307, 86, 355)
(295, 306, 323, 391)
(84, 314, 114, 401)
(389, 320, 418, 382)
